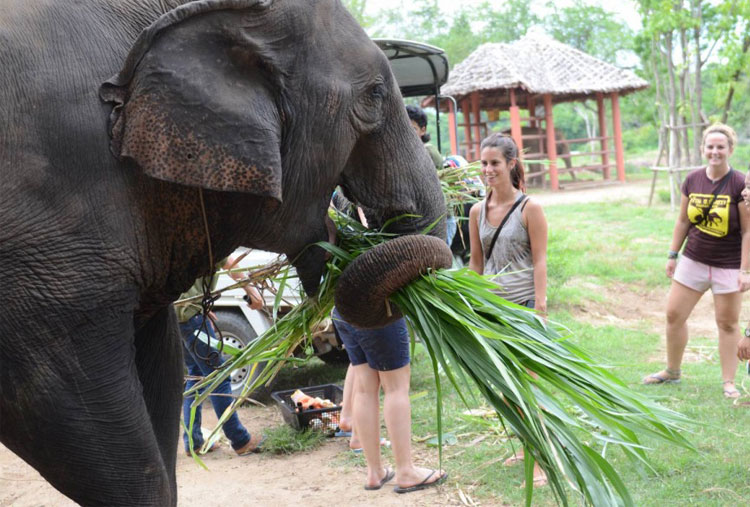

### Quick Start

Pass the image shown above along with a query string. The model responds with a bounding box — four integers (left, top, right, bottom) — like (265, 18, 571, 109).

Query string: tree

(361, 0, 447, 40)
(544, 4, 635, 64)
(428, 10, 478, 66)
(634, 0, 749, 167)
(714, 0, 750, 124)
(341, 0, 373, 29)
(479, 0, 541, 43)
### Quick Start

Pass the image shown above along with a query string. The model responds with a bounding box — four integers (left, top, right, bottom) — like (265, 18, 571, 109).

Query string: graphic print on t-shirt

(687, 193, 731, 237)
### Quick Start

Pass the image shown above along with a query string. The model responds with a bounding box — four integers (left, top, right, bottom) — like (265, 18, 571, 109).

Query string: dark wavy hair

(406, 105, 430, 143)
(480, 133, 525, 191)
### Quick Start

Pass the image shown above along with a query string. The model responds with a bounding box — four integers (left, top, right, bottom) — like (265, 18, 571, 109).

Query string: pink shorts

(673, 256, 740, 294)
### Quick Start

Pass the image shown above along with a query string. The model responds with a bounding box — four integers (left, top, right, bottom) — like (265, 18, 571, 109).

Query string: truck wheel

(213, 310, 268, 398)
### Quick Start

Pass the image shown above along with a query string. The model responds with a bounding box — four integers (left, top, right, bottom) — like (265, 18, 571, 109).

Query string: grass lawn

(253, 195, 750, 506)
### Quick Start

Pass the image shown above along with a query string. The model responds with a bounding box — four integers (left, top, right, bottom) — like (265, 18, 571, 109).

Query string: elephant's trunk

(334, 235, 452, 329)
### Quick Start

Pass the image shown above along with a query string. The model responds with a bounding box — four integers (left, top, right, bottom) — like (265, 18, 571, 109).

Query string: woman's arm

(524, 199, 548, 314)
(737, 195, 750, 291)
(666, 194, 691, 278)
(223, 256, 264, 310)
(468, 202, 484, 274)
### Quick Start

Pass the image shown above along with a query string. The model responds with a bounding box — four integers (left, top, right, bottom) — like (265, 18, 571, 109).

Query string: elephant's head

(99, 0, 447, 324)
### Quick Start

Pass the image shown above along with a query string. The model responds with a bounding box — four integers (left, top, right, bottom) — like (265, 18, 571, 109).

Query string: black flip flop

(393, 470, 447, 494)
(364, 467, 395, 491)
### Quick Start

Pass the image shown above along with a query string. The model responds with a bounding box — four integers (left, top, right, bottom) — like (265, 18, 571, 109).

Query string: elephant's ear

(99, 0, 282, 201)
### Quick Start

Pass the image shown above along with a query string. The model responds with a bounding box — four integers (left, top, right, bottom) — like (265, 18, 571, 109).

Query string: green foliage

(544, 103, 588, 142)
(428, 10, 477, 68)
(358, 0, 750, 152)
(340, 0, 371, 27)
(622, 123, 659, 153)
(545, 201, 675, 295)
(633, 0, 750, 148)
(478, 0, 541, 44)
(394, 268, 694, 506)
(544, 4, 635, 63)
(260, 424, 327, 455)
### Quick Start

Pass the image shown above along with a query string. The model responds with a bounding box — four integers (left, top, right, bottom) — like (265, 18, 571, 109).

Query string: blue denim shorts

(332, 308, 410, 371)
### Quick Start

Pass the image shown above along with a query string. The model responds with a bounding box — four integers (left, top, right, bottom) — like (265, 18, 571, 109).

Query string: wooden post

(611, 93, 626, 182)
(461, 99, 472, 160)
(596, 93, 610, 179)
(527, 94, 537, 127)
(509, 89, 523, 153)
(471, 92, 481, 160)
(448, 99, 458, 156)
(543, 94, 559, 190)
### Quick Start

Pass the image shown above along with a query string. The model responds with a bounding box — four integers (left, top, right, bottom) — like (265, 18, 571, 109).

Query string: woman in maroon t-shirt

(644, 123, 750, 399)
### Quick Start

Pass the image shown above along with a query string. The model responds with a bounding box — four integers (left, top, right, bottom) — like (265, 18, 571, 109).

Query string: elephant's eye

(369, 82, 386, 100)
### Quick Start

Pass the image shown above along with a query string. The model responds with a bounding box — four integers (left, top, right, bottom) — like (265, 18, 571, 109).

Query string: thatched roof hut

(428, 34, 649, 190)
(439, 35, 648, 108)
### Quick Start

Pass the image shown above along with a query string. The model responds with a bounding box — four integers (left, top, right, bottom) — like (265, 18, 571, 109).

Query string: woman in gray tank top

(468, 133, 548, 314)
(467, 133, 550, 487)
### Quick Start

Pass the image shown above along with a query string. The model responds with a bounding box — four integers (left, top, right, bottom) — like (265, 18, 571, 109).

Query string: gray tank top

(479, 193, 535, 304)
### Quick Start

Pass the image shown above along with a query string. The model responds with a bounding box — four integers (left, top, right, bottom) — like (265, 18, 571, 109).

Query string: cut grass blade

(390, 268, 695, 506)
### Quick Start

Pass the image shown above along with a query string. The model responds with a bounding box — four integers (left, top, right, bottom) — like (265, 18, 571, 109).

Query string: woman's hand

(738, 336, 750, 360)
(535, 300, 547, 318)
(666, 259, 677, 278)
(739, 271, 750, 292)
(243, 285, 264, 310)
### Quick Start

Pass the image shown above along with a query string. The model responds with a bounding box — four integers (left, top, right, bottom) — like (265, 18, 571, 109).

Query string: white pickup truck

(210, 248, 347, 396)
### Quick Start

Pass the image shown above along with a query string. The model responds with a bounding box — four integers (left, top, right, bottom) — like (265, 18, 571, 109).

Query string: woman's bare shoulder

(469, 201, 483, 216)
(523, 196, 544, 212)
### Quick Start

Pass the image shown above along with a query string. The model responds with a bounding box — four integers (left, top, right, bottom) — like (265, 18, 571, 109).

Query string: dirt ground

(1, 403, 451, 507)
(0, 179, 730, 506)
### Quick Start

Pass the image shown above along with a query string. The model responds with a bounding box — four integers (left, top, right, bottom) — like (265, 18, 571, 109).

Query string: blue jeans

(446, 215, 457, 246)
(181, 314, 250, 451)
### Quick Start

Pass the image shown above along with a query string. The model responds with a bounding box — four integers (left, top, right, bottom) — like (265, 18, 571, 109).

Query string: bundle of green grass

(189, 176, 693, 506)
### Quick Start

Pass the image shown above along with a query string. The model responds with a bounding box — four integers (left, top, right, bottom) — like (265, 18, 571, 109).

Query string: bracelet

(667, 250, 679, 260)
(741, 270, 750, 275)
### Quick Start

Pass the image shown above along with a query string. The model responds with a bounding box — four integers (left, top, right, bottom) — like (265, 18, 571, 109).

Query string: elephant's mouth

(333, 234, 452, 329)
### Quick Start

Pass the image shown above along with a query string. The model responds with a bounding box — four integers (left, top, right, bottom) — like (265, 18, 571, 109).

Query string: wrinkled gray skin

(0, 0, 445, 505)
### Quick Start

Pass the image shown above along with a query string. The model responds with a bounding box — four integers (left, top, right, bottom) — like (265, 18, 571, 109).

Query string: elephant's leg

(133, 306, 184, 501)
(0, 307, 175, 506)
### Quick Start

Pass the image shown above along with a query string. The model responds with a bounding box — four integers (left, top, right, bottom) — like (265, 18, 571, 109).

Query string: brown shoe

(235, 433, 264, 455)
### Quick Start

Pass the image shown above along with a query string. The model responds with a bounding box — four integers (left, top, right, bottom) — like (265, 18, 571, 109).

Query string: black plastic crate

(271, 383, 343, 433)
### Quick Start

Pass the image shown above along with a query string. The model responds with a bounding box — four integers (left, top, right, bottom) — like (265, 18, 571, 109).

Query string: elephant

(503, 126, 574, 186)
(0, 0, 447, 505)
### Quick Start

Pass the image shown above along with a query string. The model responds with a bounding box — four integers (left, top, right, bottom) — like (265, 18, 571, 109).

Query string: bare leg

(352, 364, 389, 488)
(339, 364, 355, 433)
(666, 281, 704, 370)
(714, 291, 742, 397)
(645, 280, 703, 382)
(380, 365, 444, 489)
(504, 449, 547, 487)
